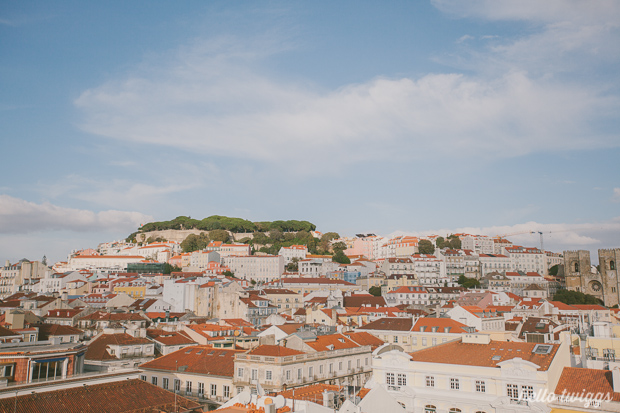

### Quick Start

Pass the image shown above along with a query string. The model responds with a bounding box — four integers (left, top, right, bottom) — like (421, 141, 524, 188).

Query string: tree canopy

(418, 240, 435, 255)
(369, 286, 382, 297)
(553, 289, 603, 305)
(458, 275, 481, 289)
(135, 215, 316, 235)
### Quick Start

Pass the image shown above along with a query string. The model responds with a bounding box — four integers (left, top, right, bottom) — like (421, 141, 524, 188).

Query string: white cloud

(456, 34, 474, 44)
(613, 188, 620, 202)
(433, 0, 620, 75)
(0, 195, 152, 234)
(74, 36, 619, 171)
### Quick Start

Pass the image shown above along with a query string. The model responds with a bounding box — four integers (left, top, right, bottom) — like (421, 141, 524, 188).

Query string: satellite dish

(273, 395, 286, 408)
(237, 390, 252, 405)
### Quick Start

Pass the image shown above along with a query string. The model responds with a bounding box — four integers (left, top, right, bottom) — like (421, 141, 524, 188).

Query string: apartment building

(369, 333, 570, 413)
(140, 346, 241, 403)
(222, 255, 284, 283)
(505, 246, 547, 275)
(234, 332, 377, 393)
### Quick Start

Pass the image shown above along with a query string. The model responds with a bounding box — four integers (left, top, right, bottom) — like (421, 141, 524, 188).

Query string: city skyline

(1, 1, 619, 264)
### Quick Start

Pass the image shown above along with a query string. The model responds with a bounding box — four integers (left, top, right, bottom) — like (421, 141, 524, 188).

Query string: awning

(33, 357, 67, 363)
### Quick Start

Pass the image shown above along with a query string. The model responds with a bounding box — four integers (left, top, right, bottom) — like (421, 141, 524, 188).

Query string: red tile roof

(555, 367, 620, 401)
(247, 345, 305, 357)
(409, 339, 559, 371)
(140, 345, 241, 377)
(306, 333, 361, 352)
(85, 333, 151, 361)
(0, 378, 202, 413)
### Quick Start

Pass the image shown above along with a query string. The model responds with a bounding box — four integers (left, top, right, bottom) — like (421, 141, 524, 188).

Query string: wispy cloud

(0, 195, 152, 234)
(456, 34, 474, 44)
(74, 36, 620, 173)
(613, 188, 620, 202)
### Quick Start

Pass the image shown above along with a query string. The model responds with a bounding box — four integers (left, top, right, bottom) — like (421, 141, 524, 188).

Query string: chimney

(613, 367, 620, 392)
(323, 390, 334, 408)
(264, 401, 276, 413)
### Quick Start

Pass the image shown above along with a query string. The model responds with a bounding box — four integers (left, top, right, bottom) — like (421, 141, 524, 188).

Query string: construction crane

(496, 230, 545, 250)
(495, 230, 534, 241)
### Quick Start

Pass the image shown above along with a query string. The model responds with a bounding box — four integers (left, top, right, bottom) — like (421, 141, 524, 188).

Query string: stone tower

(599, 249, 620, 307)
(563, 250, 604, 302)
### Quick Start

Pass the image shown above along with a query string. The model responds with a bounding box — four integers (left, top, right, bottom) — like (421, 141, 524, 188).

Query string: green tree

(418, 240, 435, 255)
(548, 264, 559, 276)
(332, 250, 351, 264)
(331, 241, 347, 253)
(457, 274, 481, 289)
(209, 229, 230, 242)
(447, 234, 461, 249)
(286, 257, 300, 272)
(435, 237, 445, 249)
(369, 286, 382, 296)
(553, 289, 603, 305)
(180, 233, 210, 253)
(223, 270, 236, 278)
(163, 263, 182, 274)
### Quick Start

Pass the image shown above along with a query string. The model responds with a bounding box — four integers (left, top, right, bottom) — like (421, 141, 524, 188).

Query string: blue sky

(1, 0, 619, 264)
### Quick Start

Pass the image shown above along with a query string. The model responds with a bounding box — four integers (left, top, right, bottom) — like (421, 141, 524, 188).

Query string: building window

(223, 385, 230, 399)
(397, 373, 407, 386)
(162, 378, 169, 390)
(319, 365, 323, 374)
(286, 370, 291, 380)
(174, 379, 180, 392)
(251, 369, 258, 380)
(198, 382, 205, 395)
(476, 380, 485, 392)
(238, 367, 244, 378)
(450, 378, 459, 390)
(297, 368, 302, 380)
(339, 362, 342, 371)
(309, 366, 313, 378)
(422, 338, 427, 346)
(151, 376, 157, 386)
(329, 364, 333, 373)
(432, 338, 437, 346)
(521, 385, 534, 400)
(449, 409, 461, 413)
(211, 384, 217, 397)
(425, 376, 434, 387)
(266, 370, 272, 380)
(386, 373, 395, 385)
(140, 375, 146, 381)
(186, 381, 192, 394)
(507, 384, 519, 401)
(424, 406, 436, 413)
(393, 336, 398, 343)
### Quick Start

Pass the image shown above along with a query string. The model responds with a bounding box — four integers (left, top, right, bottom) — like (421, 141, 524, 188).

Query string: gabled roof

(0, 379, 201, 413)
(412, 317, 472, 334)
(305, 333, 361, 352)
(555, 367, 620, 401)
(85, 333, 152, 361)
(358, 317, 414, 332)
(343, 331, 385, 350)
(34, 323, 83, 339)
(146, 329, 196, 346)
(247, 345, 305, 357)
(140, 345, 241, 377)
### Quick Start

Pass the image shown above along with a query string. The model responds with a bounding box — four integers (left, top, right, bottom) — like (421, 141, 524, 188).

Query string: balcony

(509, 399, 529, 406)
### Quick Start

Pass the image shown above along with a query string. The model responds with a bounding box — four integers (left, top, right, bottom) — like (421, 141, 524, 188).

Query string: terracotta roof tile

(140, 345, 241, 377)
(409, 339, 559, 371)
(555, 367, 620, 401)
(0, 378, 202, 413)
(247, 345, 305, 357)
